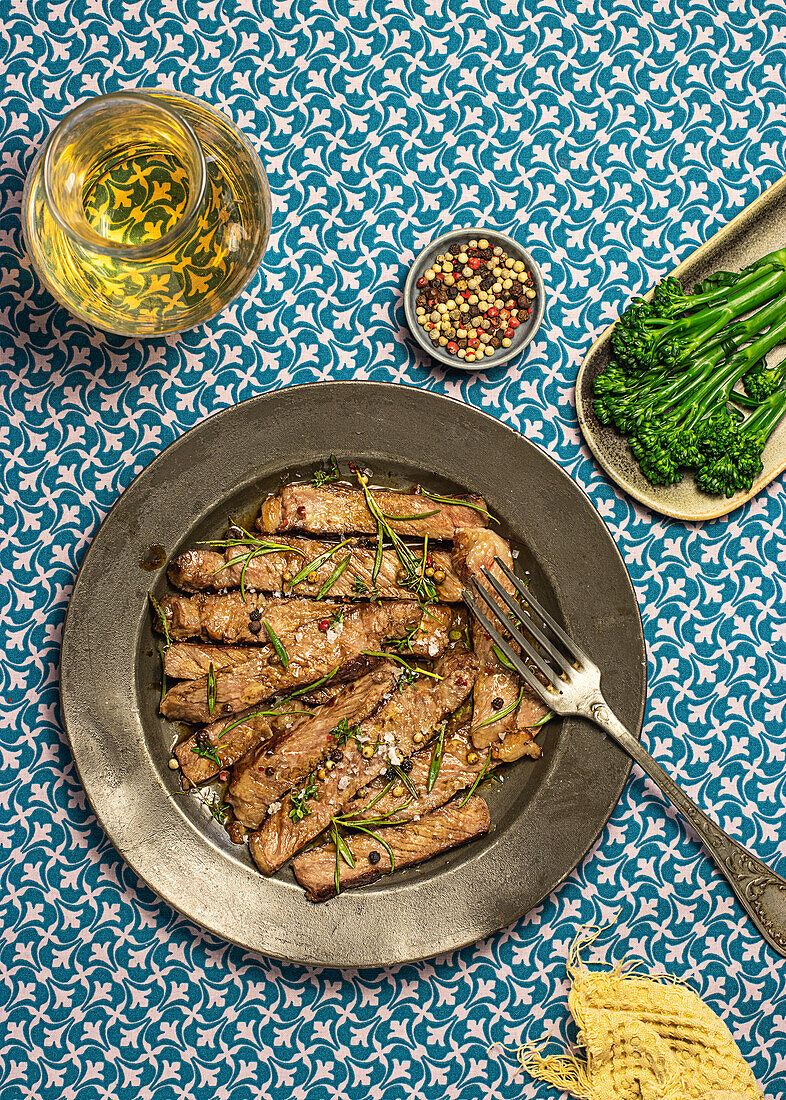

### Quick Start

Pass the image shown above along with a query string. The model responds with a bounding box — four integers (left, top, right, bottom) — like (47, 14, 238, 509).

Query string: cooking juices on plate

(152, 461, 553, 901)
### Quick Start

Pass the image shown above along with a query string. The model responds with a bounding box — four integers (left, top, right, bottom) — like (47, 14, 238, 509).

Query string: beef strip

(257, 484, 488, 539)
(160, 602, 454, 724)
(452, 529, 549, 759)
(351, 723, 491, 821)
(175, 707, 300, 785)
(164, 642, 262, 680)
(156, 591, 343, 643)
(291, 795, 490, 902)
(228, 664, 399, 829)
(248, 651, 478, 874)
(168, 537, 462, 602)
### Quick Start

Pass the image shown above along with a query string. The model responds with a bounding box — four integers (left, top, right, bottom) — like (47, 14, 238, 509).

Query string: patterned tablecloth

(3, 1, 786, 1096)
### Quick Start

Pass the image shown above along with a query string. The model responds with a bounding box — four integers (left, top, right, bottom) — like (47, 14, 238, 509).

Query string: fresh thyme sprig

(289, 771, 319, 823)
(312, 455, 341, 487)
(316, 556, 350, 599)
(458, 750, 493, 806)
(416, 487, 498, 523)
(179, 782, 229, 823)
(286, 538, 353, 589)
(329, 716, 362, 750)
(352, 577, 380, 601)
(262, 620, 289, 669)
(426, 720, 447, 792)
(391, 763, 418, 799)
(192, 729, 221, 767)
(207, 662, 217, 716)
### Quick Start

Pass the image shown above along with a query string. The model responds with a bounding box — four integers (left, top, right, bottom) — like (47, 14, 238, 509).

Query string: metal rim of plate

(403, 228, 545, 371)
(60, 382, 646, 969)
(576, 171, 786, 522)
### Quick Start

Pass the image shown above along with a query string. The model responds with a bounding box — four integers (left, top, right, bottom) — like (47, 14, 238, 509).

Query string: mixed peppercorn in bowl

(404, 228, 544, 370)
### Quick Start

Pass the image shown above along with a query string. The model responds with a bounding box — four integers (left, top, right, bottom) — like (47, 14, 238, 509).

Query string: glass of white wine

(22, 89, 271, 336)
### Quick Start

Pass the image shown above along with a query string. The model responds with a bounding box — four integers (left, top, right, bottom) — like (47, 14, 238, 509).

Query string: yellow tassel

(504, 919, 763, 1100)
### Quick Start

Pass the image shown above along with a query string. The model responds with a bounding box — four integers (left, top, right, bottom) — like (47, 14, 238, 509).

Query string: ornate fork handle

(589, 699, 786, 958)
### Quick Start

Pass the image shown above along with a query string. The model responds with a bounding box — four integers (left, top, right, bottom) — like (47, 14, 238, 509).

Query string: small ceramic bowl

(404, 228, 545, 371)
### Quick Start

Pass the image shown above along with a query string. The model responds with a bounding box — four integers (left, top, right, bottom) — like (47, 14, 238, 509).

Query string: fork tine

(493, 556, 591, 666)
(461, 589, 553, 704)
(480, 567, 574, 677)
(472, 580, 562, 689)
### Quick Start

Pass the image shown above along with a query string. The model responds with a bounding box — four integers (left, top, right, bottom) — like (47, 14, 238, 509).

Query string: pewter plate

(60, 382, 646, 968)
(576, 172, 786, 522)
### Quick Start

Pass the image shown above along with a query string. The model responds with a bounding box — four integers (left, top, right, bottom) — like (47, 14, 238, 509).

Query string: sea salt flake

(338, 776, 350, 790)
(267, 801, 281, 815)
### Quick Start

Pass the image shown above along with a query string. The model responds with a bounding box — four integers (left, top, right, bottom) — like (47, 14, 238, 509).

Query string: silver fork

(463, 557, 786, 959)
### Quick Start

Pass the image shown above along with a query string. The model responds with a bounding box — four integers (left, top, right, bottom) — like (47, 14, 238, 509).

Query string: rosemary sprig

(316, 556, 350, 599)
(207, 662, 217, 716)
(148, 592, 172, 646)
(427, 720, 446, 792)
(286, 538, 353, 589)
(391, 763, 418, 799)
(203, 526, 306, 602)
(289, 771, 319, 823)
(380, 509, 441, 521)
(312, 455, 341, 487)
(492, 643, 516, 670)
(158, 645, 167, 703)
(330, 801, 411, 894)
(361, 651, 442, 680)
(262, 620, 289, 669)
(287, 667, 338, 698)
(458, 750, 493, 806)
(472, 687, 524, 731)
(416, 487, 498, 523)
(218, 707, 314, 740)
(530, 711, 554, 728)
(355, 470, 438, 603)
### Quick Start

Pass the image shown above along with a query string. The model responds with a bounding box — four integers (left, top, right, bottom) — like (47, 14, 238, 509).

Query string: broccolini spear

(593, 248, 786, 496)
(695, 386, 786, 497)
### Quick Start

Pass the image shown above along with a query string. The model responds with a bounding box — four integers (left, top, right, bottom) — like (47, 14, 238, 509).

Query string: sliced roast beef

(452, 529, 548, 759)
(164, 642, 260, 680)
(168, 537, 462, 602)
(291, 795, 490, 901)
(156, 592, 342, 643)
(159, 602, 453, 724)
(257, 484, 488, 539)
(248, 651, 478, 875)
(228, 664, 398, 829)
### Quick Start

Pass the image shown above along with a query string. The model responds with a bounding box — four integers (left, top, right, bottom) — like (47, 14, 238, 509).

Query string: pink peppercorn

(318, 619, 330, 631)
(446, 341, 458, 354)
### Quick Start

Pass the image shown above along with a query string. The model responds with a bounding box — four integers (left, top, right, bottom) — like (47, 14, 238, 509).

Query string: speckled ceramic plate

(60, 382, 645, 968)
(576, 171, 786, 521)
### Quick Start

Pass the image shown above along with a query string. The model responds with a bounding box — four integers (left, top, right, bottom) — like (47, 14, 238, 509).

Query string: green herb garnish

(361, 651, 442, 680)
(289, 771, 319, 823)
(472, 687, 524, 731)
(458, 750, 493, 806)
(380, 509, 441, 521)
(191, 730, 221, 767)
(391, 763, 418, 798)
(426, 720, 446, 792)
(218, 707, 314, 740)
(207, 662, 217, 716)
(262, 620, 289, 669)
(158, 645, 167, 703)
(149, 592, 172, 647)
(330, 717, 362, 750)
(492, 643, 517, 670)
(316, 556, 351, 599)
(287, 667, 338, 698)
(355, 470, 438, 602)
(312, 455, 341, 487)
(352, 577, 379, 600)
(416, 486, 498, 523)
(286, 538, 353, 589)
(329, 801, 411, 894)
(201, 526, 307, 603)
